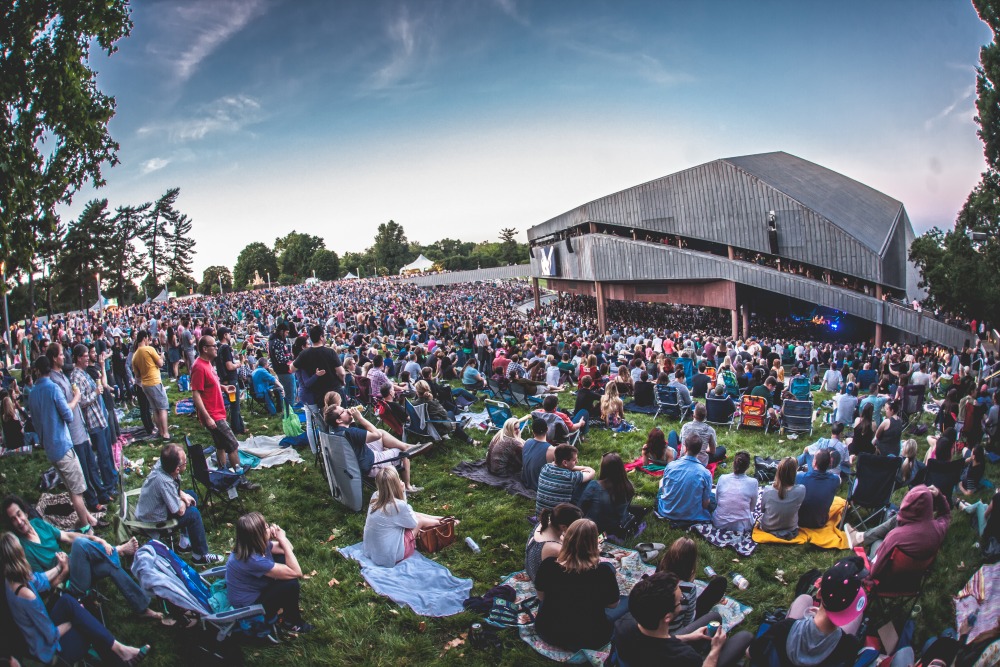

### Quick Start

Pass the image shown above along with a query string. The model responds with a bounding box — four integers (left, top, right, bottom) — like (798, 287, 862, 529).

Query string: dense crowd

(0, 276, 998, 666)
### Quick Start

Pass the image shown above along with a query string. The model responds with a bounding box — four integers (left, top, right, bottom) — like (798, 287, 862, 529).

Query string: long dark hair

(598, 453, 634, 505)
(538, 502, 582, 532)
(644, 427, 667, 460)
(858, 401, 874, 433)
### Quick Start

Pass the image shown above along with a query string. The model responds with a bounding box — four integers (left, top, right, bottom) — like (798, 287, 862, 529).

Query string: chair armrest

(201, 566, 227, 579)
(124, 517, 180, 531)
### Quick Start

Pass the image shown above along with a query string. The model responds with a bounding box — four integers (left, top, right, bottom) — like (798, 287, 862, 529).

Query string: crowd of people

(0, 275, 997, 666)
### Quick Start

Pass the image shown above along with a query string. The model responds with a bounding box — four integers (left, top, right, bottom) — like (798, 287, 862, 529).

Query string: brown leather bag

(416, 517, 457, 553)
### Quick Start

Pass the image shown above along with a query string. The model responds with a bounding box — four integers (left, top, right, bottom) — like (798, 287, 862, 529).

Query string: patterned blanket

(500, 544, 752, 665)
(955, 562, 1000, 642)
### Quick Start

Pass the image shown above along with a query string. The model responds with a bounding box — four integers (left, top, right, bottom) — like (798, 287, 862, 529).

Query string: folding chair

(373, 397, 406, 440)
(677, 357, 695, 389)
(534, 410, 581, 447)
(841, 454, 901, 530)
(866, 546, 936, 624)
(704, 367, 717, 384)
(484, 399, 526, 436)
(354, 375, 374, 409)
(506, 381, 544, 408)
(119, 475, 180, 549)
(736, 395, 769, 433)
(319, 430, 370, 512)
(721, 370, 741, 401)
(705, 396, 735, 430)
(404, 399, 461, 443)
(923, 458, 965, 502)
(789, 376, 811, 402)
(781, 399, 814, 436)
(900, 384, 927, 434)
(185, 436, 245, 516)
(244, 385, 269, 416)
(653, 385, 690, 423)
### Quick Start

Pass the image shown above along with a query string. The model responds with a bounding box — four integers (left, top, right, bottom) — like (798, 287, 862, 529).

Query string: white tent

(88, 296, 112, 311)
(152, 287, 169, 302)
(342, 271, 358, 280)
(398, 254, 434, 274)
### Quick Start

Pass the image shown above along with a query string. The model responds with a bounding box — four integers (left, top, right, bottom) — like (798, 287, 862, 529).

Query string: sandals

(125, 645, 151, 666)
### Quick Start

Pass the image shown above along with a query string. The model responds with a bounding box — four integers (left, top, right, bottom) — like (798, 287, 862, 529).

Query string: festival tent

(152, 288, 169, 302)
(88, 296, 113, 311)
(398, 254, 434, 274)
(342, 271, 358, 280)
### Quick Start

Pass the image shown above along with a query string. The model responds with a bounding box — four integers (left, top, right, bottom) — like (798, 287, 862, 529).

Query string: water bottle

(704, 566, 717, 577)
(465, 537, 481, 554)
(731, 573, 749, 590)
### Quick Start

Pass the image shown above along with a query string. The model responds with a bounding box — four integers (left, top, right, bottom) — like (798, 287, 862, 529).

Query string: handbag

(754, 456, 779, 483)
(416, 517, 458, 553)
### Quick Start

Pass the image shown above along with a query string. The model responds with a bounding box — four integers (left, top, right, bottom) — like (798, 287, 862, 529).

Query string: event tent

(342, 271, 358, 280)
(398, 254, 434, 274)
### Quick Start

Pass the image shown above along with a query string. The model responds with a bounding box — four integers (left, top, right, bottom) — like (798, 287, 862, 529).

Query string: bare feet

(117, 537, 139, 558)
(137, 608, 163, 621)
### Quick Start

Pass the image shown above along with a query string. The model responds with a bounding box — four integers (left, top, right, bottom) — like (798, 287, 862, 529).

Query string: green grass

(1, 381, 994, 666)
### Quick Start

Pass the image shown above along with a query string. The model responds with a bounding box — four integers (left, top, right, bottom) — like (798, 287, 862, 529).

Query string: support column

(727, 245, 735, 260)
(731, 309, 739, 340)
(741, 306, 749, 339)
(589, 222, 598, 234)
(532, 277, 540, 312)
(875, 323, 883, 348)
(595, 281, 607, 334)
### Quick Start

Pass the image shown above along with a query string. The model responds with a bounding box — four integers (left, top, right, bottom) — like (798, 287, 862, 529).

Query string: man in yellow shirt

(132, 330, 171, 442)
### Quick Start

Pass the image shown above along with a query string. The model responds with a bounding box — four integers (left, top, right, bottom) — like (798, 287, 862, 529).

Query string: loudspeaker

(565, 237, 575, 253)
(767, 227, 779, 255)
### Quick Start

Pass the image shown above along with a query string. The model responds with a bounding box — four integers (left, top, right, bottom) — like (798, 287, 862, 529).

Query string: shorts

(367, 439, 401, 476)
(53, 448, 88, 496)
(208, 420, 239, 454)
(142, 383, 169, 412)
(399, 528, 416, 563)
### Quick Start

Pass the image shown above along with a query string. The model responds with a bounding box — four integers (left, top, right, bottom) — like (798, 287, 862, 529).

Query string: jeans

(73, 441, 104, 507)
(49, 593, 117, 663)
(452, 388, 477, 403)
(963, 501, 990, 536)
(227, 388, 245, 435)
(68, 538, 150, 613)
(277, 373, 295, 407)
(304, 403, 323, 454)
(257, 553, 303, 624)
(135, 384, 154, 435)
(174, 505, 210, 557)
(605, 595, 630, 622)
(571, 409, 590, 436)
(88, 427, 118, 494)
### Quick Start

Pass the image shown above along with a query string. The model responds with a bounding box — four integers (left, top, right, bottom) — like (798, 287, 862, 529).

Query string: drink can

(731, 573, 749, 590)
(465, 537, 481, 554)
(706, 621, 721, 637)
(704, 566, 717, 577)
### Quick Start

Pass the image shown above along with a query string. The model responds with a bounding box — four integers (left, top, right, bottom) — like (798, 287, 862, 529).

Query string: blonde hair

(323, 391, 342, 409)
(1, 396, 15, 422)
(414, 380, 433, 401)
(601, 382, 623, 420)
(0, 532, 32, 584)
(490, 417, 524, 447)
(370, 467, 406, 515)
(900, 438, 918, 481)
(233, 511, 269, 561)
(556, 519, 601, 574)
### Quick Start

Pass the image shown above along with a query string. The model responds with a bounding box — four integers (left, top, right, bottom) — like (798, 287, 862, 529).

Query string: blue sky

(64, 0, 993, 276)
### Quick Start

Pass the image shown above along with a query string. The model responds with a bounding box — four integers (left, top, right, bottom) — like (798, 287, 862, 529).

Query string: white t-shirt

(363, 494, 419, 567)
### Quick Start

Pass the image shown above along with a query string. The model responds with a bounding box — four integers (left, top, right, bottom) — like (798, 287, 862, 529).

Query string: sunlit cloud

(137, 95, 263, 143)
(140, 157, 171, 174)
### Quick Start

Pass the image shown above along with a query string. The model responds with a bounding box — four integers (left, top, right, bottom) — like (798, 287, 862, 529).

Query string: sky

(60, 0, 994, 277)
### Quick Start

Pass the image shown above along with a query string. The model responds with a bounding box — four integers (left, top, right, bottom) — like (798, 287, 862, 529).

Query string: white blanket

(239, 434, 304, 467)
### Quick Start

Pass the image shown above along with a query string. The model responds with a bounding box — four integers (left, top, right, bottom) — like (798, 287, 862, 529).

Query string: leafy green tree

(1, 0, 132, 273)
(233, 242, 279, 288)
(372, 220, 412, 273)
(341, 251, 372, 277)
(142, 188, 179, 290)
(105, 203, 150, 304)
(310, 248, 341, 281)
(200, 266, 233, 294)
(274, 231, 325, 279)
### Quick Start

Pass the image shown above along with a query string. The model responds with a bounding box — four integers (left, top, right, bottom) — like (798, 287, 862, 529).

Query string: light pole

(267, 272, 271, 289)
(0, 261, 9, 354)
(95, 272, 102, 316)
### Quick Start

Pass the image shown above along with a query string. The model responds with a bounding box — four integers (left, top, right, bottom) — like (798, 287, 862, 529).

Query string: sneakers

(193, 553, 224, 565)
(844, 524, 864, 549)
(238, 478, 261, 492)
(281, 621, 314, 635)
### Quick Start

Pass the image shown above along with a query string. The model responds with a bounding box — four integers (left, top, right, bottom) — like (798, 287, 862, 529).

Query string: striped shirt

(535, 464, 583, 516)
(70, 367, 107, 433)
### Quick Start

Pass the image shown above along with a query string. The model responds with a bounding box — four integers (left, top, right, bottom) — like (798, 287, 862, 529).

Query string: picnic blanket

(233, 434, 303, 468)
(689, 522, 758, 557)
(499, 544, 751, 665)
(955, 562, 1000, 642)
(623, 402, 657, 415)
(36, 492, 107, 531)
(752, 495, 848, 550)
(338, 543, 472, 617)
(623, 456, 665, 477)
(452, 459, 536, 500)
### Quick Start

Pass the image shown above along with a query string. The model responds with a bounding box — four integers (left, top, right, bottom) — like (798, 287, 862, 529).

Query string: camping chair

(900, 384, 927, 434)
(534, 410, 581, 447)
(923, 458, 965, 502)
(705, 396, 736, 430)
(373, 397, 406, 439)
(185, 436, 245, 516)
(780, 399, 814, 436)
(319, 430, 369, 512)
(721, 370, 741, 400)
(506, 381, 544, 408)
(704, 367, 717, 384)
(866, 546, 936, 624)
(653, 384, 690, 423)
(244, 384, 269, 416)
(840, 454, 901, 530)
(737, 395, 769, 432)
(354, 375, 374, 409)
(118, 475, 180, 549)
(789, 376, 811, 401)
(935, 375, 953, 398)
(404, 399, 462, 443)
(677, 357, 695, 389)
(484, 399, 527, 437)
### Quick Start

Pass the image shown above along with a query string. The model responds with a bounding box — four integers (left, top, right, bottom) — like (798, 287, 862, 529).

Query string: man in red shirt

(191, 335, 259, 491)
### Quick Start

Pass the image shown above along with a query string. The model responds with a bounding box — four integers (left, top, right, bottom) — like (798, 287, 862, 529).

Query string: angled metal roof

(722, 151, 903, 256)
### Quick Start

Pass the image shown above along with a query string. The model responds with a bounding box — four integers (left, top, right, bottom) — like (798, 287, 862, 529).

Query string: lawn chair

(935, 375, 953, 398)
(781, 399, 814, 436)
(373, 397, 406, 440)
(737, 395, 769, 432)
(705, 396, 735, 430)
(789, 376, 811, 401)
(533, 410, 581, 447)
(841, 454, 901, 530)
(721, 370, 741, 401)
(354, 375, 374, 409)
(704, 367, 717, 384)
(900, 384, 927, 434)
(118, 475, 180, 550)
(865, 546, 936, 624)
(506, 381, 544, 408)
(404, 400, 462, 443)
(653, 384, 690, 423)
(484, 400, 526, 437)
(319, 430, 370, 512)
(185, 436, 245, 517)
(676, 357, 695, 389)
(923, 458, 965, 502)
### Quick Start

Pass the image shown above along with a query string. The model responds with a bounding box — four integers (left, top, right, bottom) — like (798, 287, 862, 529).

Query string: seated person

(798, 422, 850, 478)
(226, 512, 312, 633)
(632, 371, 655, 407)
(690, 362, 712, 399)
(486, 417, 525, 477)
(251, 358, 285, 414)
(924, 427, 957, 464)
(521, 418, 556, 491)
(525, 503, 583, 582)
(679, 403, 725, 466)
(578, 453, 635, 536)
(135, 444, 223, 564)
(668, 370, 693, 411)
(820, 362, 841, 393)
(959, 444, 987, 496)
(706, 384, 737, 421)
(536, 444, 596, 516)
(573, 376, 603, 422)
(897, 438, 925, 487)
(324, 405, 425, 493)
(534, 519, 621, 651)
(2, 496, 160, 621)
(794, 450, 839, 529)
(832, 383, 859, 425)
(557, 353, 577, 383)
(412, 380, 478, 444)
(533, 394, 587, 441)
(362, 467, 446, 568)
(656, 538, 728, 634)
(461, 358, 486, 391)
(641, 427, 675, 466)
(751, 377, 780, 422)
(2, 532, 150, 665)
(611, 571, 749, 667)
(758, 457, 805, 540)
(712, 452, 758, 533)
(599, 383, 626, 428)
(657, 435, 713, 524)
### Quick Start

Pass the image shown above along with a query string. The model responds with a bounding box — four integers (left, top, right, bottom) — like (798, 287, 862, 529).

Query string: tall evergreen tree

(164, 212, 197, 288)
(105, 203, 150, 304)
(142, 187, 180, 290)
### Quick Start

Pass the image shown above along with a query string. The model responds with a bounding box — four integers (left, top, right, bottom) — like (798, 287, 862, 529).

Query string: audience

(712, 451, 757, 532)
(485, 417, 525, 476)
(536, 444, 596, 516)
(795, 450, 839, 529)
(578, 453, 635, 537)
(362, 467, 446, 568)
(657, 434, 713, 525)
(525, 503, 583, 582)
(521, 418, 556, 492)
(758, 457, 805, 540)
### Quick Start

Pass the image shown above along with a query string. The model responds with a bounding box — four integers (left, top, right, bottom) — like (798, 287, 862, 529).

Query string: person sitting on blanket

(641, 427, 675, 467)
(656, 537, 729, 634)
(679, 403, 726, 466)
(798, 422, 851, 478)
(657, 434, 714, 525)
(412, 381, 479, 445)
(2, 532, 151, 666)
(712, 451, 758, 532)
(323, 405, 426, 494)
(633, 371, 655, 408)
(534, 518, 623, 652)
(795, 450, 839, 529)
(522, 418, 556, 492)
(578, 453, 635, 537)
(600, 383, 627, 429)
(536, 445, 596, 516)
(573, 376, 603, 423)
(226, 511, 312, 634)
(844, 484, 951, 579)
(525, 502, 583, 581)
(758, 457, 805, 540)
(362, 467, 448, 568)
(2, 495, 163, 623)
(533, 395, 588, 442)
(611, 571, 747, 667)
(486, 417, 525, 477)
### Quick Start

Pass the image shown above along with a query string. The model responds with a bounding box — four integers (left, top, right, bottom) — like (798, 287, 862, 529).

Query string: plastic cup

(228, 388, 236, 403)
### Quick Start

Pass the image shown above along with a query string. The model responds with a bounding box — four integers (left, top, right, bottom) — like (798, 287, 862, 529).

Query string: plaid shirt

(70, 367, 107, 433)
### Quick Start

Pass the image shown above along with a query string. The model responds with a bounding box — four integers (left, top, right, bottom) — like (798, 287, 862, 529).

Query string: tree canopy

(234, 242, 279, 288)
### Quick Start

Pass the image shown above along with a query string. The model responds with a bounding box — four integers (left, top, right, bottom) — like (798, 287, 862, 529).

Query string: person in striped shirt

(536, 444, 595, 516)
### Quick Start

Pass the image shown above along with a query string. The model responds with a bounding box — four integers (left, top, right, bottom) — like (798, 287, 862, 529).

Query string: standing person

(26, 357, 100, 531)
(131, 330, 170, 442)
(178, 316, 196, 375)
(475, 325, 491, 373)
(215, 327, 244, 435)
(70, 345, 116, 497)
(291, 325, 344, 453)
(190, 336, 259, 491)
(268, 323, 294, 410)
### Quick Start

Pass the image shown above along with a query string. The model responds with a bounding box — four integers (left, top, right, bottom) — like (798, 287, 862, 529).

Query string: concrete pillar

(875, 322, 883, 348)
(875, 284, 883, 300)
(595, 281, 607, 334)
(589, 222, 598, 234)
(677, 237, 683, 248)
(741, 306, 749, 339)
(731, 309, 739, 340)
(532, 277, 540, 311)
(727, 245, 735, 260)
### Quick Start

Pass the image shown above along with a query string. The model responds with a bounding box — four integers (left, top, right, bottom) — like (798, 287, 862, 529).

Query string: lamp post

(0, 261, 9, 354)
(267, 272, 271, 289)
(95, 272, 102, 316)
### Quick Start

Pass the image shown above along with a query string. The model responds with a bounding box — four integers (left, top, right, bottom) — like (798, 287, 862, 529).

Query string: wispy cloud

(137, 95, 263, 143)
(924, 85, 976, 130)
(147, 0, 268, 83)
(364, 6, 433, 94)
(493, 0, 528, 25)
(140, 157, 171, 174)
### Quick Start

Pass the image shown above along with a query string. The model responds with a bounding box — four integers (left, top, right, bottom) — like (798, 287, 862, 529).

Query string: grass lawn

(1, 380, 994, 666)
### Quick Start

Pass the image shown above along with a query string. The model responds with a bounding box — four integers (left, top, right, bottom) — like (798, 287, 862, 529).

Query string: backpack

(754, 456, 779, 483)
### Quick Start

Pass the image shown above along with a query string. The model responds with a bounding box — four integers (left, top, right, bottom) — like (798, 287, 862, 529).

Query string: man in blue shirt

(657, 434, 713, 524)
(795, 450, 839, 529)
(27, 356, 100, 530)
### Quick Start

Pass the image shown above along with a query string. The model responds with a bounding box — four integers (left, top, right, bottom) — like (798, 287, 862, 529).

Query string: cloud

(137, 94, 263, 143)
(147, 0, 268, 83)
(140, 157, 171, 174)
(364, 6, 432, 93)
(493, 0, 528, 25)
(924, 85, 976, 130)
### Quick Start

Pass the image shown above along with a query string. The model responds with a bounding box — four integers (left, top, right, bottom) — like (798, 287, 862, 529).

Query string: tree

(310, 248, 341, 281)
(164, 212, 196, 287)
(54, 200, 112, 311)
(341, 251, 370, 278)
(104, 203, 150, 305)
(274, 231, 325, 279)
(1, 1, 132, 273)
(142, 187, 179, 290)
(200, 266, 233, 294)
(499, 227, 526, 264)
(233, 242, 279, 288)
(372, 220, 412, 273)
